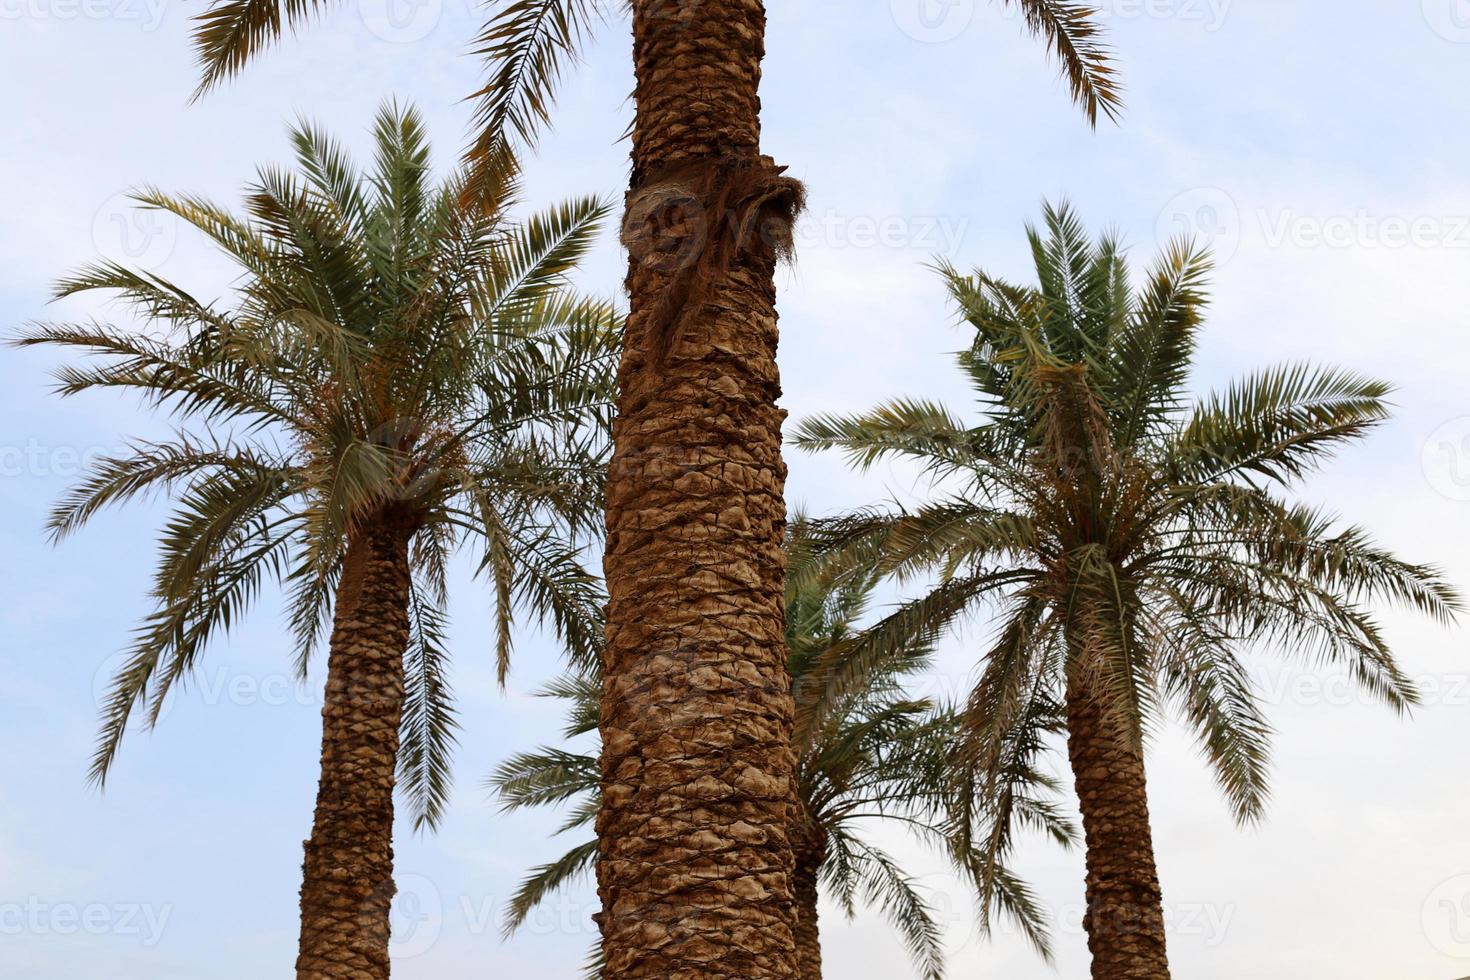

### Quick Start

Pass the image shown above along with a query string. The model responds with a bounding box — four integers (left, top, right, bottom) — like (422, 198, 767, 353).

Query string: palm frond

(1003, 0, 1123, 124)
(191, 0, 326, 99)
(399, 586, 460, 832)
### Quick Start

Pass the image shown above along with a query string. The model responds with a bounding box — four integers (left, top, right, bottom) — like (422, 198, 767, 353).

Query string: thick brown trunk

(296, 517, 413, 979)
(596, 1, 801, 977)
(1064, 673, 1172, 980)
(792, 821, 826, 980)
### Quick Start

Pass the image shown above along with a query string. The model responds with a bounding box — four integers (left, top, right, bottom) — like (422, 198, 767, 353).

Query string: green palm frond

(497, 529, 1071, 977)
(490, 747, 598, 812)
(1002, 0, 1123, 124)
(840, 839, 945, 980)
(400, 585, 460, 832)
(16, 108, 617, 807)
(190, 0, 327, 98)
(796, 201, 1459, 854)
(502, 838, 598, 937)
(468, 0, 618, 153)
(1108, 237, 1211, 449)
(1170, 364, 1392, 486)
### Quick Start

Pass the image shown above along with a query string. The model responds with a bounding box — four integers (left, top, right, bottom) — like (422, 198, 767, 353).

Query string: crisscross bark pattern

(597, 1, 802, 976)
(296, 519, 413, 979)
(1065, 674, 1172, 980)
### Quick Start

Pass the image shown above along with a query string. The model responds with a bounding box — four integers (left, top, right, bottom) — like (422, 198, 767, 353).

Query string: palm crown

(15, 104, 620, 828)
(794, 203, 1460, 908)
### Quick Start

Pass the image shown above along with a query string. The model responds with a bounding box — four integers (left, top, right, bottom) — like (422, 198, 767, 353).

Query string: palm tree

(14, 105, 619, 980)
(792, 204, 1462, 980)
(470, 8, 1120, 976)
(490, 528, 1076, 980)
(179, 3, 1123, 974)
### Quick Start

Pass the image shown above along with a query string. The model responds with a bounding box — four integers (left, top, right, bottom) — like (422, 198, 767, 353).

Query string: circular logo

(890, 0, 976, 43)
(359, 0, 443, 44)
(1422, 874, 1470, 958)
(91, 191, 176, 271)
(1156, 187, 1242, 265)
(621, 182, 710, 276)
(92, 650, 176, 730)
(390, 873, 443, 959)
(1422, 417, 1470, 502)
(1423, 0, 1470, 42)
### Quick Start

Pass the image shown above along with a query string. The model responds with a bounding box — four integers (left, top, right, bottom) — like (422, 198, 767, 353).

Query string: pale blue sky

(3, 2, 1470, 977)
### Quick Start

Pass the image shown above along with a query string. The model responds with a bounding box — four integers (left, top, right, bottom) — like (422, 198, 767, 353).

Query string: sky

(2, 1, 1470, 977)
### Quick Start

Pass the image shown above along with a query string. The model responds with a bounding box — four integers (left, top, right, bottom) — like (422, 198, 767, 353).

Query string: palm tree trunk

(1064, 673, 1172, 980)
(596, 1, 802, 977)
(296, 517, 413, 979)
(792, 826, 826, 980)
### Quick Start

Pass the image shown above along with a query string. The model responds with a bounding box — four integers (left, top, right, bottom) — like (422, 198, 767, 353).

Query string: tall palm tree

(14, 105, 619, 980)
(469, 7, 1120, 976)
(181, 3, 1123, 974)
(792, 204, 1462, 980)
(490, 528, 1076, 980)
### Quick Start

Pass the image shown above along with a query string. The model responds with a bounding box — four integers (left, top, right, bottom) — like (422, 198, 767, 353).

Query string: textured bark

(596, 1, 802, 977)
(1064, 673, 1172, 980)
(296, 517, 413, 979)
(791, 818, 826, 980)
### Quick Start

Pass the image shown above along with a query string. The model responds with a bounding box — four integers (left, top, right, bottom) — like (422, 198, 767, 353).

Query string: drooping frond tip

(1004, 0, 1124, 126)
(190, 0, 329, 101)
(462, 0, 619, 205)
